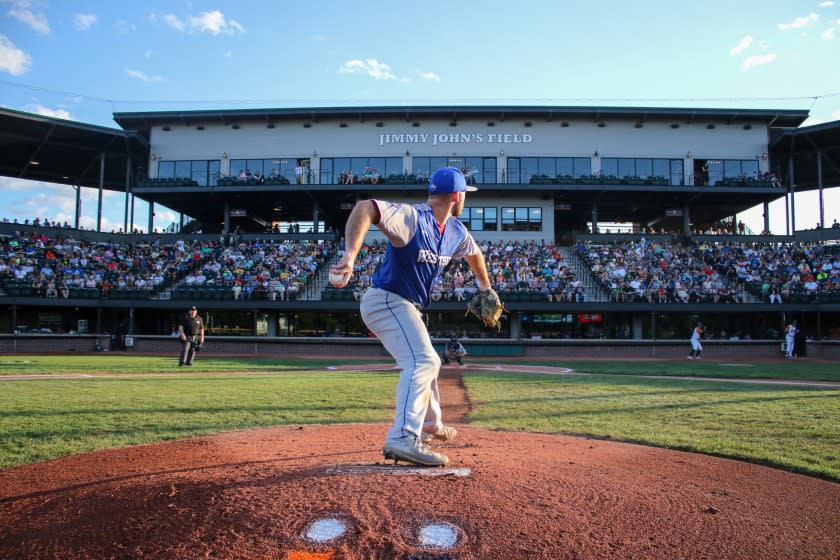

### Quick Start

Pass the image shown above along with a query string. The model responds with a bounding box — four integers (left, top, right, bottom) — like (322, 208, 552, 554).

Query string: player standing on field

(785, 319, 797, 359)
(329, 167, 492, 467)
(687, 322, 704, 360)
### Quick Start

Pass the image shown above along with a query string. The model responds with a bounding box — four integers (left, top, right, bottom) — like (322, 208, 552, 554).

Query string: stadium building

(1, 105, 839, 354)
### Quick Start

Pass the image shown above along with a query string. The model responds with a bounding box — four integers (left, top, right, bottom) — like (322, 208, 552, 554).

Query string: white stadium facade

(1, 105, 839, 354)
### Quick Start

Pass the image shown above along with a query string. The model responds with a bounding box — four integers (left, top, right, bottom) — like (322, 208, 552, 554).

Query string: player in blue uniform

(329, 167, 492, 466)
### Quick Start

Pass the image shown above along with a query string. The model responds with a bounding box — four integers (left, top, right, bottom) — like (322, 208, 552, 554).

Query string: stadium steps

(560, 247, 610, 302)
(300, 252, 341, 301)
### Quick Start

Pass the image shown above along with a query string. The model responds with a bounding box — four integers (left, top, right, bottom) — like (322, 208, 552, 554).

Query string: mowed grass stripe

(463, 372, 840, 480)
(0, 372, 395, 469)
(0, 355, 390, 376)
(507, 360, 840, 382)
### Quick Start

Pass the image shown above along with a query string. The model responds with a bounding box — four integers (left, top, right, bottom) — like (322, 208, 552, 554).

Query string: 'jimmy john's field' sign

(379, 133, 533, 146)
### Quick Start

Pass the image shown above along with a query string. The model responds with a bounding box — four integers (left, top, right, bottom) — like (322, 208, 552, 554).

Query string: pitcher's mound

(1, 424, 838, 559)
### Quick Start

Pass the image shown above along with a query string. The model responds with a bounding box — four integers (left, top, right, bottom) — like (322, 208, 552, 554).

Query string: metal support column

(130, 194, 135, 233)
(312, 202, 320, 234)
(788, 156, 796, 234)
(74, 185, 81, 229)
(124, 156, 131, 234)
(148, 201, 155, 234)
(763, 201, 770, 234)
(223, 203, 230, 235)
(591, 204, 598, 233)
(817, 147, 824, 228)
(683, 206, 690, 235)
(97, 152, 105, 232)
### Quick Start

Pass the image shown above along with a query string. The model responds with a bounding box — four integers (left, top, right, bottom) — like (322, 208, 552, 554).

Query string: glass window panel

(652, 159, 670, 178)
(507, 158, 520, 184)
(636, 159, 653, 178)
(484, 157, 497, 183)
(485, 207, 496, 221)
(724, 160, 741, 179)
(515, 207, 528, 221)
(191, 160, 208, 186)
(502, 207, 515, 223)
(230, 159, 246, 178)
(557, 158, 574, 176)
(538, 157, 556, 176)
(521, 157, 538, 184)
(246, 159, 264, 175)
(208, 161, 220, 186)
(175, 161, 190, 179)
(600, 158, 617, 177)
(707, 160, 724, 186)
(350, 158, 367, 173)
(384, 157, 403, 177)
(618, 158, 635, 178)
(742, 160, 758, 178)
(529, 208, 542, 222)
(470, 220, 482, 230)
(573, 158, 591, 177)
(671, 159, 683, 185)
(158, 161, 174, 178)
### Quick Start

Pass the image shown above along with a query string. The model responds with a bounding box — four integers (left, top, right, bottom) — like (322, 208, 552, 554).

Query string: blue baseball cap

(428, 167, 478, 194)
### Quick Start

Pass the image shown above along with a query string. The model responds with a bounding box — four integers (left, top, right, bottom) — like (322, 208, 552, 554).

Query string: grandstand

(1, 105, 839, 344)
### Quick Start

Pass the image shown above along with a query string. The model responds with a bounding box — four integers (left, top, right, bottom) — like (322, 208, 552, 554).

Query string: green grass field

(0, 355, 837, 480)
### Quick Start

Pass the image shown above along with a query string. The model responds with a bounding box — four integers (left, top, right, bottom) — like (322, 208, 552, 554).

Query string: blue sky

(1, 0, 839, 233)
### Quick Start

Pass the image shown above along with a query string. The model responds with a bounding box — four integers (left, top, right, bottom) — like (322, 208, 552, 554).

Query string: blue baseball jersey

(371, 200, 480, 308)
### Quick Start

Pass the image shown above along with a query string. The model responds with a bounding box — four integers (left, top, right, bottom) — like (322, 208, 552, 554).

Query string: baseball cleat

(421, 425, 458, 444)
(383, 436, 448, 467)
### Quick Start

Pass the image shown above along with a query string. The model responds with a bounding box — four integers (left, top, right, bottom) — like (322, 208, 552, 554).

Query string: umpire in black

(177, 305, 205, 366)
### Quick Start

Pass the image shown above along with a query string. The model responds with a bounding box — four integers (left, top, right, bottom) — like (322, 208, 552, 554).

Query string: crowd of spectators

(577, 238, 840, 304)
(175, 239, 334, 301)
(579, 239, 748, 304)
(699, 241, 840, 303)
(0, 232, 213, 298)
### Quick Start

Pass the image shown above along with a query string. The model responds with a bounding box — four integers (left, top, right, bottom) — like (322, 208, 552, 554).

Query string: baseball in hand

(329, 272, 346, 286)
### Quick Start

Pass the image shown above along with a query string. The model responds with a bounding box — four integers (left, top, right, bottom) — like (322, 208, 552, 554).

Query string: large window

(158, 160, 221, 186)
(501, 207, 542, 231)
(319, 157, 403, 184)
(709, 159, 760, 185)
(412, 157, 497, 184)
(600, 158, 684, 185)
(229, 158, 306, 182)
(459, 207, 497, 231)
(507, 157, 590, 183)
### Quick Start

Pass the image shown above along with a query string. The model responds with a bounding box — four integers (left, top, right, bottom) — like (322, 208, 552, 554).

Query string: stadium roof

(113, 105, 809, 137)
(0, 107, 148, 189)
(769, 119, 840, 190)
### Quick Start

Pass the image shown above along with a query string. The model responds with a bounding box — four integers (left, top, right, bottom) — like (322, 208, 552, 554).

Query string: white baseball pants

(360, 287, 443, 442)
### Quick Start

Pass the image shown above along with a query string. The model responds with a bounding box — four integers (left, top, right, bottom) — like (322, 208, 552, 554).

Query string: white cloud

(125, 68, 164, 82)
(28, 104, 73, 120)
(162, 13, 186, 31)
(144, 49, 155, 59)
(339, 59, 396, 80)
(6, 1, 50, 35)
(819, 1, 834, 6)
(73, 13, 96, 31)
(420, 71, 440, 81)
(223, 50, 232, 59)
(191, 10, 243, 34)
(729, 35, 753, 56)
(778, 13, 819, 30)
(832, 110, 840, 120)
(0, 34, 30, 75)
(161, 10, 244, 35)
(742, 53, 777, 70)
(824, 26, 836, 39)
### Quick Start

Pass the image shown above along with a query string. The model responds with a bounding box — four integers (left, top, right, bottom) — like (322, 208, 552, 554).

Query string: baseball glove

(465, 288, 507, 330)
